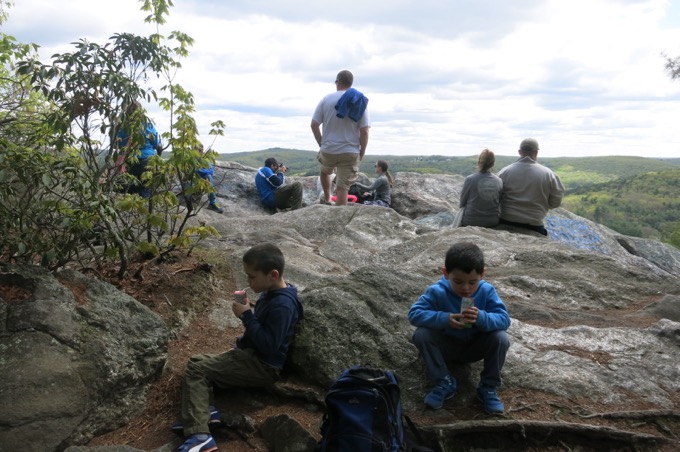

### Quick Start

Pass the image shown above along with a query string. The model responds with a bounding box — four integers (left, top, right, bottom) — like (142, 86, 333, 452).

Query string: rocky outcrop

(207, 204, 680, 410)
(0, 265, 169, 452)
(205, 163, 680, 447)
(5, 162, 680, 451)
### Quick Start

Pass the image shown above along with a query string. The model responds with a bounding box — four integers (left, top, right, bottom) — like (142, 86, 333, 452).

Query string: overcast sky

(4, 0, 680, 158)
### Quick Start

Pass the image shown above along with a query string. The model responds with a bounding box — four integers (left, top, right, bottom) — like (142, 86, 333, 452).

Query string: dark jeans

(126, 158, 151, 198)
(274, 182, 303, 210)
(412, 327, 510, 388)
(499, 218, 547, 236)
(198, 173, 217, 205)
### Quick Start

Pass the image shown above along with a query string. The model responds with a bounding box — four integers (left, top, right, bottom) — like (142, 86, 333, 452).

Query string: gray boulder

(0, 265, 169, 452)
(7, 162, 680, 450)
(197, 166, 680, 414)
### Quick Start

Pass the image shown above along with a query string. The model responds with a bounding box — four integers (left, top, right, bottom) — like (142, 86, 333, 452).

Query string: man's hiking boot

(424, 375, 456, 410)
(477, 384, 505, 414)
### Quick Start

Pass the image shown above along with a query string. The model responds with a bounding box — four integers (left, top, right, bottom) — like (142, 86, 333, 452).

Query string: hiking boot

(177, 433, 217, 452)
(207, 203, 224, 214)
(423, 376, 456, 410)
(171, 407, 223, 435)
(476, 384, 505, 414)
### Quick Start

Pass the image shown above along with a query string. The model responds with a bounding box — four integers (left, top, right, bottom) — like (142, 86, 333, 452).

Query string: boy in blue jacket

(175, 243, 304, 452)
(408, 242, 510, 414)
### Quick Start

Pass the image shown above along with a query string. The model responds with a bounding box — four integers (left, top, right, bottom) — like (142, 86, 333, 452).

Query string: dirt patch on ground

(86, 251, 680, 452)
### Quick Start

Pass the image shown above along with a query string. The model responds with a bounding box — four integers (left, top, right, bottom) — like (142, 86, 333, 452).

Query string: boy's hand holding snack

(448, 297, 479, 329)
(232, 290, 251, 318)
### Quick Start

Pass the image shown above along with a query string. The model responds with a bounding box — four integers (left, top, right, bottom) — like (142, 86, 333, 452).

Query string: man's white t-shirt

(312, 90, 370, 155)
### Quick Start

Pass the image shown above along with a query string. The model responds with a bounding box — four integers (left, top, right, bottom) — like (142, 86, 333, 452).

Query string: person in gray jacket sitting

(497, 138, 564, 236)
(459, 149, 503, 227)
(353, 159, 393, 207)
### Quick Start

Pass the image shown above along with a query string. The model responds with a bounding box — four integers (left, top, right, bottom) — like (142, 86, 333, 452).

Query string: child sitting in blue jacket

(408, 242, 510, 414)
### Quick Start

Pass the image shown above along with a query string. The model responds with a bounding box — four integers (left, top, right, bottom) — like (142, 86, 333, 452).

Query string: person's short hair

(477, 148, 495, 172)
(243, 242, 285, 276)
(445, 242, 485, 274)
(264, 157, 282, 168)
(125, 100, 142, 118)
(519, 138, 539, 155)
(336, 70, 353, 87)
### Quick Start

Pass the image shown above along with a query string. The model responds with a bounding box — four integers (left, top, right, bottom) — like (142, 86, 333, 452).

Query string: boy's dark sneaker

(177, 433, 217, 452)
(207, 203, 224, 214)
(171, 407, 223, 435)
(477, 385, 505, 414)
(423, 375, 456, 410)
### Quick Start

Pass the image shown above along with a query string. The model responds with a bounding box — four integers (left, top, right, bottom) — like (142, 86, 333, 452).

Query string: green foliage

(563, 169, 680, 246)
(0, 0, 223, 275)
(670, 224, 680, 249)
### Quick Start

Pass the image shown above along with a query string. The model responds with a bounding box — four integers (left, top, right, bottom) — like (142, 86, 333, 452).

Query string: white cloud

(4, 0, 680, 158)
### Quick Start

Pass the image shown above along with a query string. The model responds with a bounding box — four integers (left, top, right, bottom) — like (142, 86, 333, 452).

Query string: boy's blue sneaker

(477, 384, 505, 414)
(171, 406, 223, 435)
(177, 433, 217, 452)
(424, 376, 456, 410)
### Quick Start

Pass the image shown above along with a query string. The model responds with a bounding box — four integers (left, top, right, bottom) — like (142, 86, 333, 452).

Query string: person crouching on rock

(255, 157, 304, 212)
(408, 242, 510, 414)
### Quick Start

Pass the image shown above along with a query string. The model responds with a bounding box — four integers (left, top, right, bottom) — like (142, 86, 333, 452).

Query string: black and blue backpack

(316, 366, 406, 452)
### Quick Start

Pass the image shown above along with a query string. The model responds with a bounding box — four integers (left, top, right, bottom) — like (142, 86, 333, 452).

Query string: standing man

(255, 157, 304, 212)
(497, 138, 564, 236)
(311, 70, 370, 206)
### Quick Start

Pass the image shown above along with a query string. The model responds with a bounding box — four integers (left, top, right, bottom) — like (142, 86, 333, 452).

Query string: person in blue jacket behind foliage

(255, 157, 303, 212)
(195, 143, 224, 214)
(408, 242, 510, 414)
(115, 100, 162, 198)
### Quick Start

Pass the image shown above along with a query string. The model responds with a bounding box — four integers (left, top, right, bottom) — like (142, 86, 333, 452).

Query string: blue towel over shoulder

(335, 88, 368, 122)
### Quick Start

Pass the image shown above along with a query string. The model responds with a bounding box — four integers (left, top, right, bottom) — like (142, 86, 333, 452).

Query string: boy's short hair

(445, 242, 485, 274)
(243, 243, 285, 276)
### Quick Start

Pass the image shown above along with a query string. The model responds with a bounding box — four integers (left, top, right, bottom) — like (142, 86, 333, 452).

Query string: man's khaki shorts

(318, 151, 360, 189)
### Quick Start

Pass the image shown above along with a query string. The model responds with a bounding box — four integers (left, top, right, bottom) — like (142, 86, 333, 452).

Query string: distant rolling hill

(219, 148, 680, 248)
(562, 168, 680, 245)
(218, 148, 680, 191)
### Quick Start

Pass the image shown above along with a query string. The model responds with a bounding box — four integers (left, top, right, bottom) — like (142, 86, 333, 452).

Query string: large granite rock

(201, 164, 680, 414)
(7, 162, 680, 450)
(0, 265, 169, 452)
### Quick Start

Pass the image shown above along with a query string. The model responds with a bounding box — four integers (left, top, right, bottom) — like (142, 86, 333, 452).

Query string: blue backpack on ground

(317, 366, 406, 452)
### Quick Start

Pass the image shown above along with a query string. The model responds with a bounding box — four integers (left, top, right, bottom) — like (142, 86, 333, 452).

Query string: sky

(3, 0, 680, 158)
